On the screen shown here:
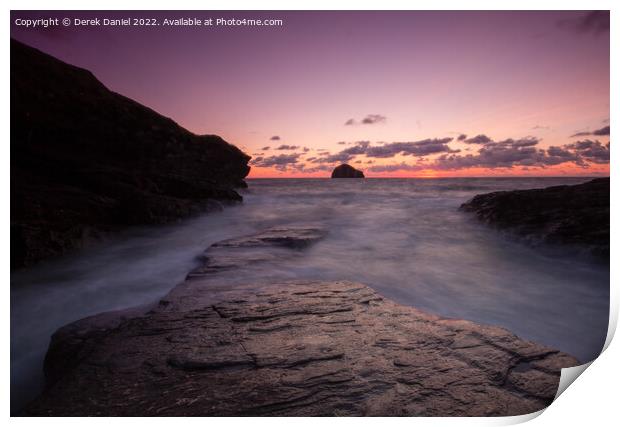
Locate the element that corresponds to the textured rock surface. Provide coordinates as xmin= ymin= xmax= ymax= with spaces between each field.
xmin=460 ymin=178 xmax=609 ymax=260
xmin=11 ymin=39 xmax=251 ymax=269
xmin=24 ymin=228 xmax=578 ymax=416
xmin=188 ymin=227 xmax=327 ymax=277
xmin=331 ymin=164 xmax=365 ymax=178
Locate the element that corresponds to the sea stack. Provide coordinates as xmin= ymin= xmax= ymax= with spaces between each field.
xmin=331 ymin=164 xmax=365 ymax=178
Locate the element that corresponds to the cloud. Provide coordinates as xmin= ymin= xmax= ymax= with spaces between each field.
xmin=593 ymin=126 xmax=610 ymax=136
xmin=250 ymin=153 xmax=302 ymax=171
xmin=345 ymin=114 xmax=387 ymax=126
xmin=276 ymin=144 xmax=300 ymax=150
xmin=431 ymin=138 xmax=554 ymax=169
xmin=261 ymin=146 xmax=270 ymax=151
xmin=570 ymin=126 xmax=610 ymax=137
xmin=270 ymin=136 xmax=281 ymax=141
xmin=293 ymin=133 xmax=610 ymax=174
xmin=463 ymin=134 xmax=492 ymax=144
xmin=571 ymin=131 xmax=590 ymax=137
xmin=295 ymin=164 xmax=333 ymax=173
xmin=532 ymin=125 xmax=550 ymax=130
xmin=576 ymin=11 xmax=610 ymax=35
xmin=311 ymin=151 xmax=355 ymax=164
xmin=339 ymin=138 xmax=456 ymax=159
xmin=423 ymin=136 xmax=608 ymax=170
xmin=566 ymin=139 xmax=610 ymax=163
xmin=559 ymin=11 xmax=609 ymax=36
xmin=361 ymin=114 xmax=387 ymax=125
xmin=497 ymin=137 xmax=540 ymax=147
xmin=368 ymin=162 xmax=425 ymax=173
xmin=457 ymin=134 xmax=467 ymax=141
xmin=337 ymin=141 xmax=347 ymax=145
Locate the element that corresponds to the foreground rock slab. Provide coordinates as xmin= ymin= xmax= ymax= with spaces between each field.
xmin=25 ymin=279 xmax=577 ymax=416
xmin=460 ymin=178 xmax=609 ymax=260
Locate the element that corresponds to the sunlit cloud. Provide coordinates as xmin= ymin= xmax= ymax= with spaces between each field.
xmin=250 ymin=153 xmax=303 ymax=171
xmin=344 ymin=114 xmax=387 ymax=126
xmin=570 ymin=126 xmax=610 ymax=138
xmin=463 ymin=134 xmax=492 ymax=144
xmin=558 ymin=11 xmax=610 ymax=36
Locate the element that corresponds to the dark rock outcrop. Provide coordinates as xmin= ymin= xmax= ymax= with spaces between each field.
xmin=23 ymin=227 xmax=578 ymax=416
xmin=187 ymin=227 xmax=327 ymax=276
xmin=10 ymin=39 xmax=251 ymax=269
xmin=460 ymin=178 xmax=609 ymax=260
xmin=331 ymin=164 xmax=365 ymax=178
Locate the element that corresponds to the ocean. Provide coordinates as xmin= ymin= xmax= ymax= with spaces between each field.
xmin=10 ymin=177 xmax=609 ymax=410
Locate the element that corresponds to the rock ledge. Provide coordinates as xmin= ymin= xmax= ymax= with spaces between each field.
xmin=460 ymin=178 xmax=609 ymax=260
xmin=23 ymin=226 xmax=578 ymax=416
xmin=25 ymin=281 xmax=576 ymax=416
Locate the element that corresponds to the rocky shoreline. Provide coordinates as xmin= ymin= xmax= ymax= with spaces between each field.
xmin=460 ymin=178 xmax=609 ymax=261
xmin=11 ymin=39 xmax=251 ymax=269
xmin=23 ymin=227 xmax=578 ymax=416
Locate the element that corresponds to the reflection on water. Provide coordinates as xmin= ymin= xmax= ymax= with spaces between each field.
xmin=11 ymin=177 xmax=609 ymax=411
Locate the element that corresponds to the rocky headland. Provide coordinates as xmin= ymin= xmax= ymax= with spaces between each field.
xmin=331 ymin=164 xmax=365 ymax=178
xmin=11 ymin=39 xmax=251 ymax=269
xmin=460 ymin=178 xmax=609 ymax=261
xmin=23 ymin=226 xmax=578 ymax=416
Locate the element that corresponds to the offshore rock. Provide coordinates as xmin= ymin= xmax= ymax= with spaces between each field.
xmin=331 ymin=164 xmax=365 ymax=178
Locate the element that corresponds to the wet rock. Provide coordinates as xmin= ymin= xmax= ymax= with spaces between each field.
xmin=212 ymin=227 xmax=326 ymax=250
xmin=23 ymin=228 xmax=578 ymax=416
xmin=460 ymin=178 xmax=609 ymax=260
xmin=187 ymin=227 xmax=327 ymax=277
xmin=331 ymin=164 xmax=365 ymax=178
xmin=11 ymin=39 xmax=251 ymax=269
xmin=25 ymin=285 xmax=576 ymax=416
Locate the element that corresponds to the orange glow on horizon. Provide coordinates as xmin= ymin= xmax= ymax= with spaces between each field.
xmin=247 ymin=164 xmax=610 ymax=179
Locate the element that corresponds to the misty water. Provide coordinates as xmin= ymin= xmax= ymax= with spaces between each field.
xmin=11 ymin=178 xmax=609 ymax=411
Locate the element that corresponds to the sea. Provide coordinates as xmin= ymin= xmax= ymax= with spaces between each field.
xmin=10 ymin=177 xmax=610 ymax=411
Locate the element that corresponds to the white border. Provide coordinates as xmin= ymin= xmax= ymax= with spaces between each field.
xmin=3 ymin=1 xmax=617 ymax=426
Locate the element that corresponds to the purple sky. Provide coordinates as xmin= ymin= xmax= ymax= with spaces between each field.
xmin=11 ymin=11 xmax=610 ymax=177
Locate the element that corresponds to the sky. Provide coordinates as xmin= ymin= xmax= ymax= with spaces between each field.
xmin=11 ymin=11 xmax=610 ymax=177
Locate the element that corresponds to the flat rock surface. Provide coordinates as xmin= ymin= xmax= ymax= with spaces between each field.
xmin=188 ymin=227 xmax=327 ymax=277
xmin=23 ymin=227 xmax=578 ymax=416
xmin=460 ymin=178 xmax=609 ymax=260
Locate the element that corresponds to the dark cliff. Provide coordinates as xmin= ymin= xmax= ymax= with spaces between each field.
xmin=460 ymin=178 xmax=609 ymax=261
xmin=10 ymin=39 xmax=251 ymax=269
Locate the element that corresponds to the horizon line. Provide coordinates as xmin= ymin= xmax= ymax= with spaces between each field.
xmin=246 ymin=175 xmax=610 ymax=179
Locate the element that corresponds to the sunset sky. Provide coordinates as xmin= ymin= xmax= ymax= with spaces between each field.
xmin=11 ymin=11 xmax=610 ymax=177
